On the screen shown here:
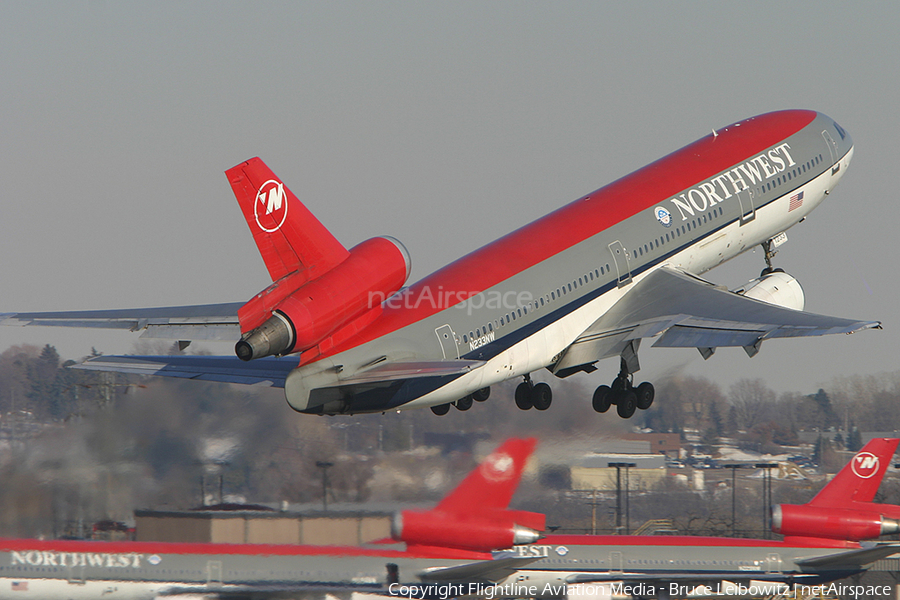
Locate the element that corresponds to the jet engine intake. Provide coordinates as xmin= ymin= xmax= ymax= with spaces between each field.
xmin=734 ymin=269 xmax=805 ymax=311
xmin=771 ymin=504 xmax=900 ymax=541
xmin=236 ymin=236 xmax=411 ymax=361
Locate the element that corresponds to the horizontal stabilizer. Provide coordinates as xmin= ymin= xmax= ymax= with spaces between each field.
xmin=71 ymin=355 xmax=296 ymax=387
xmin=1 ymin=303 xmax=243 ymax=341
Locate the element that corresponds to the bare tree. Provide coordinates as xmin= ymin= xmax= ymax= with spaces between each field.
xmin=729 ymin=378 xmax=775 ymax=431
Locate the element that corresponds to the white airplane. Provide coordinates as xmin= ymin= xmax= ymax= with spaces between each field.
xmin=2 ymin=110 xmax=878 ymax=417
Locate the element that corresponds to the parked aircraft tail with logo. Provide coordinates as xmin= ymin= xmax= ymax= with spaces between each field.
xmin=0 ymin=437 xmax=545 ymax=600
xmin=391 ymin=437 xmax=545 ymax=552
xmin=772 ymin=438 xmax=900 ymax=541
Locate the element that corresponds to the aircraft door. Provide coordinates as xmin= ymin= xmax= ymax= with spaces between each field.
xmin=386 ymin=563 xmax=399 ymax=585
xmin=737 ymin=187 xmax=755 ymax=225
xmin=609 ymin=551 xmax=623 ymax=574
xmin=765 ymin=553 xmax=782 ymax=574
xmin=435 ymin=324 xmax=460 ymax=359
xmin=66 ymin=564 xmax=85 ymax=585
xmin=822 ymin=130 xmax=840 ymax=175
xmin=608 ymin=241 xmax=632 ymax=287
xmin=207 ymin=560 xmax=223 ymax=586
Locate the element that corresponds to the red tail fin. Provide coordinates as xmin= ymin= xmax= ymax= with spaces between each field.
xmin=809 ymin=438 xmax=899 ymax=507
xmin=390 ymin=438 xmax=543 ymax=552
xmin=226 ymin=158 xmax=349 ymax=282
xmin=436 ymin=438 xmax=537 ymax=514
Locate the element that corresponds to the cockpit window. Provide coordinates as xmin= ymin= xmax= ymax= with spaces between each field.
xmin=833 ymin=121 xmax=847 ymax=140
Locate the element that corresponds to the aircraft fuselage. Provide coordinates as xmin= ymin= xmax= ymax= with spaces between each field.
xmin=291 ymin=111 xmax=854 ymax=414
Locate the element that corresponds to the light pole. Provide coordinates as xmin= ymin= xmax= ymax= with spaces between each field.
xmin=316 ymin=461 xmax=334 ymax=511
xmin=608 ymin=462 xmax=636 ymax=534
xmin=723 ymin=463 xmax=744 ymax=536
xmin=756 ymin=462 xmax=777 ymax=538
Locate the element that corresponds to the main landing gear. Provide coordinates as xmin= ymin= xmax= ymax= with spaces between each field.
xmin=591 ymin=342 xmax=654 ymax=418
xmin=591 ymin=375 xmax=654 ymax=418
xmin=514 ymin=374 xmax=553 ymax=411
xmin=430 ymin=387 xmax=491 ymax=415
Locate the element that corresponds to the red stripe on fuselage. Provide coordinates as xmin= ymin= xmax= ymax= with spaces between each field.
xmin=542 ymin=533 xmax=859 ymax=549
xmin=0 ymin=537 xmax=488 ymax=560
xmin=311 ymin=110 xmax=816 ymax=361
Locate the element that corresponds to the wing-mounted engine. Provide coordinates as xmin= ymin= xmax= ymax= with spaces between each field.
xmin=392 ymin=507 xmax=545 ymax=553
xmin=733 ymin=269 xmax=805 ymax=311
xmin=772 ymin=504 xmax=900 ymax=541
xmin=235 ymin=236 xmax=411 ymax=361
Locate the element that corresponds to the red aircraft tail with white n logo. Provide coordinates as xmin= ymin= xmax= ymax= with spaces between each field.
xmin=226 ymin=157 xmax=349 ymax=283
xmin=390 ymin=438 xmax=545 ymax=553
xmin=809 ymin=438 xmax=899 ymax=507
xmin=435 ymin=437 xmax=537 ymax=514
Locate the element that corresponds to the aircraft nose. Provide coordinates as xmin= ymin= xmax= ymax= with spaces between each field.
xmin=844 ymin=144 xmax=854 ymax=169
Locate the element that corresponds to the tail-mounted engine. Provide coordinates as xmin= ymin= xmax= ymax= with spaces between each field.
xmin=391 ymin=508 xmax=545 ymax=553
xmin=771 ymin=504 xmax=900 ymax=541
xmin=235 ymin=236 xmax=411 ymax=361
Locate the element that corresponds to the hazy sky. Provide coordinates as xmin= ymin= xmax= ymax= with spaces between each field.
xmin=1 ymin=2 xmax=897 ymax=398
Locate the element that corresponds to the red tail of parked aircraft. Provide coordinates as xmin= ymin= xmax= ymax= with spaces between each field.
xmin=391 ymin=437 xmax=545 ymax=552
xmin=772 ymin=438 xmax=900 ymax=541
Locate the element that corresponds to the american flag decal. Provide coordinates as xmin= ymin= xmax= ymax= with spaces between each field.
xmin=788 ymin=190 xmax=804 ymax=212
xmin=11 ymin=581 xmax=27 ymax=591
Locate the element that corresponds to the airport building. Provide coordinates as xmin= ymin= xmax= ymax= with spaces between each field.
xmin=134 ymin=505 xmax=393 ymax=546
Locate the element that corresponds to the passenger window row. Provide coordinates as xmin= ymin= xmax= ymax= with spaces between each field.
xmin=758 ymin=154 xmax=823 ymax=195
xmin=461 ymin=262 xmax=618 ymax=344
xmin=633 ymin=206 xmax=725 ymax=261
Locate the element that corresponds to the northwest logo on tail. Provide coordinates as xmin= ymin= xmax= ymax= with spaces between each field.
xmin=480 ymin=451 xmax=515 ymax=482
xmin=254 ymin=179 xmax=288 ymax=232
xmin=851 ymin=451 xmax=880 ymax=479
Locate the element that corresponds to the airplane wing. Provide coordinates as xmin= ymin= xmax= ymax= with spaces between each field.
xmin=418 ymin=556 xmax=542 ymax=582
xmin=554 ymin=267 xmax=880 ymax=372
xmin=157 ymin=557 xmax=541 ymax=599
xmin=71 ymin=355 xmax=298 ymax=387
xmin=795 ymin=544 xmax=900 ymax=570
xmin=564 ymin=572 xmax=797 ymax=584
xmin=0 ymin=302 xmax=244 ymax=341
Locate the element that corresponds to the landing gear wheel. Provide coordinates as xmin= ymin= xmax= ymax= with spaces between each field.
xmin=431 ymin=403 xmax=451 ymax=416
xmin=532 ymin=383 xmax=552 ymax=411
xmin=515 ymin=382 xmax=533 ymax=410
xmin=473 ymin=387 xmax=491 ymax=402
xmin=455 ymin=395 xmax=474 ymax=411
xmin=635 ymin=382 xmax=655 ymax=410
xmin=592 ymin=385 xmax=611 ymax=413
xmin=616 ymin=390 xmax=637 ymax=419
